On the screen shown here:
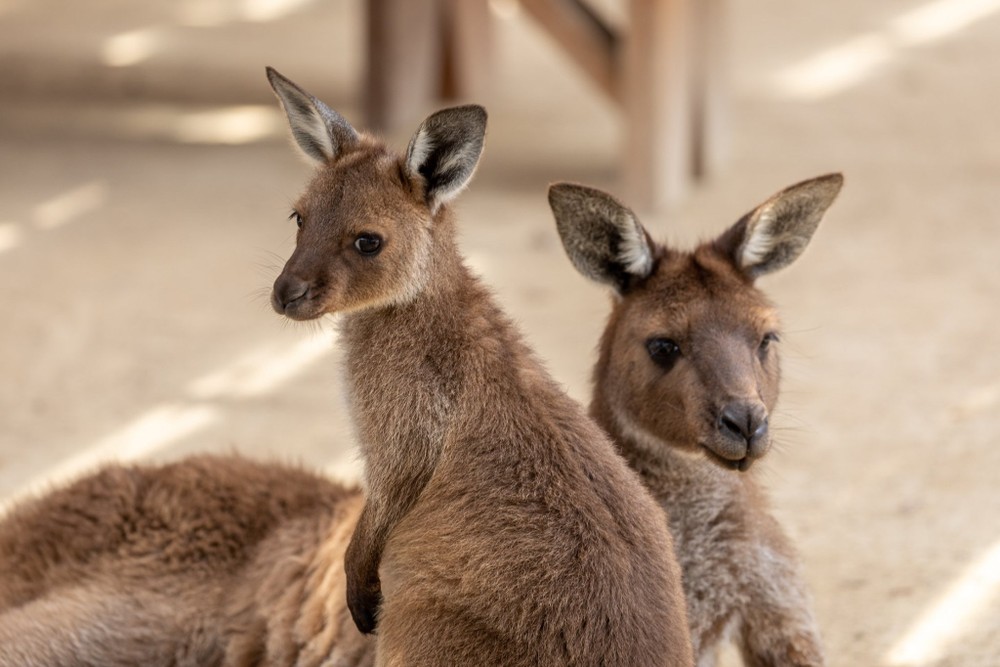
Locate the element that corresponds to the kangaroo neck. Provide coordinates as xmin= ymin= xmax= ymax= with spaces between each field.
xmin=337 ymin=221 xmax=505 ymax=486
xmin=589 ymin=390 xmax=688 ymax=478
xmin=340 ymin=238 xmax=469 ymax=357
xmin=590 ymin=388 xmax=748 ymax=504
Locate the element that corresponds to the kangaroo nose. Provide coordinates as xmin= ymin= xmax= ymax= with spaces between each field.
xmin=718 ymin=403 xmax=768 ymax=447
xmin=272 ymin=274 xmax=310 ymax=313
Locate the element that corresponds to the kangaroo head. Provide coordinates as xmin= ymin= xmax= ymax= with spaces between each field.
xmin=265 ymin=67 xmax=487 ymax=320
xmin=549 ymin=174 xmax=843 ymax=471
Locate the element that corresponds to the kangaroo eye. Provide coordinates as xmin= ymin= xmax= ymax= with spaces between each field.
xmin=354 ymin=233 xmax=383 ymax=255
xmin=289 ymin=211 xmax=303 ymax=229
xmin=646 ymin=337 xmax=681 ymax=371
xmin=759 ymin=332 xmax=779 ymax=355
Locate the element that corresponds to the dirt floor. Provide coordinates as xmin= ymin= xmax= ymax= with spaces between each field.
xmin=1 ymin=1 xmax=999 ymax=665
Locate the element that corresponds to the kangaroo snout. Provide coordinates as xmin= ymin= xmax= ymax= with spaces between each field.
xmin=718 ymin=402 xmax=768 ymax=445
xmin=272 ymin=273 xmax=311 ymax=316
xmin=709 ymin=402 xmax=769 ymax=470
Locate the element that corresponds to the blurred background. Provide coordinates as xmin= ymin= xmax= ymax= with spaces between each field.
xmin=1 ymin=0 xmax=998 ymax=665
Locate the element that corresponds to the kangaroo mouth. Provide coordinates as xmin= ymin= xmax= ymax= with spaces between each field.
xmin=701 ymin=445 xmax=753 ymax=472
xmin=272 ymin=289 xmax=326 ymax=321
xmin=280 ymin=300 xmax=324 ymax=321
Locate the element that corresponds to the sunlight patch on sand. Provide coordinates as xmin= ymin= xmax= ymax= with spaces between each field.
xmin=188 ymin=332 xmax=334 ymax=400
xmin=0 ymin=403 xmax=218 ymax=516
xmin=885 ymin=537 xmax=1000 ymax=665
xmin=101 ymin=27 xmax=167 ymax=68
xmin=0 ymin=331 xmax=337 ymax=516
xmin=33 ymin=181 xmax=108 ymax=230
xmin=951 ymin=380 xmax=1000 ymax=420
xmin=176 ymin=0 xmax=317 ymax=26
xmin=774 ymin=0 xmax=1000 ymax=99
xmin=0 ymin=222 xmax=24 ymax=254
xmin=171 ymin=105 xmax=284 ymax=145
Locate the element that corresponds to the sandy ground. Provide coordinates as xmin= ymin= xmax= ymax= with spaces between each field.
xmin=1 ymin=1 xmax=999 ymax=665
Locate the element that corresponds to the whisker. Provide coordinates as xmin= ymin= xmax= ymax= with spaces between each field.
xmin=780 ymin=325 xmax=824 ymax=335
xmin=246 ymin=286 xmax=273 ymax=305
xmin=251 ymin=250 xmax=286 ymax=277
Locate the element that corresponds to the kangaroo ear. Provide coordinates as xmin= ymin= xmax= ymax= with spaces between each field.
xmin=405 ymin=105 xmax=487 ymax=214
xmin=718 ymin=173 xmax=844 ymax=279
xmin=548 ymin=183 xmax=655 ymax=293
xmin=266 ymin=66 xmax=359 ymax=165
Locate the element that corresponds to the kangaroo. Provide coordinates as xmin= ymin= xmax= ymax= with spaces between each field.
xmin=264 ymin=67 xmax=693 ymax=666
xmin=0 ymin=454 xmax=374 ymax=666
xmin=547 ymin=175 xmax=843 ymax=667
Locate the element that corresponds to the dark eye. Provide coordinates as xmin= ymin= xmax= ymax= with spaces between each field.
xmin=759 ymin=332 xmax=779 ymax=355
xmin=646 ymin=337 xmax=681 ymax=371
xmin=289 ymin=211 xmax=303 ymax=229
xmin=354 ymin=233 xmax=383 ymax=255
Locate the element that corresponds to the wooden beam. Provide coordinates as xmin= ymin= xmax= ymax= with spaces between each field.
xmin=519 ymin=0 xmax=620 ymax=102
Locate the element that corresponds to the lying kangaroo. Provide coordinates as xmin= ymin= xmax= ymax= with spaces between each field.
xmin=548 ymin=175 xmax=843 ymax=666
xmin=265 ymin=67 xmax=692 ymax=666
xmin=0 ymin=454 xmax=373 ymax=666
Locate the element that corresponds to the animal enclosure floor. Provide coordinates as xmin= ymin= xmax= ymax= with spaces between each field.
xmin=1 ymin=1 xmax=999 ymax=666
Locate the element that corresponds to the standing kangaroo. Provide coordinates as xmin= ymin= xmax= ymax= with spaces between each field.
xmin=548 ymin=175 xmax=843 ymax=667
xmin=265 ymin=68 xmax=693 ymax=666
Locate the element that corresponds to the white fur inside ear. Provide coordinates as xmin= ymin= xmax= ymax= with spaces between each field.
xmin=289 ymin=104 xmax=334 ymax=163
xmin=271 ymin=79 xmax=337 ymax=164
xmin=435 ymin=150 xmax=467 ymax=179
xmin=406 ymin=127 xmax=434 ymax=176
xmin=739 ymin=210 xmax=776 ymax=270
xmin=618 ymin=214 xmax=653 ymax=277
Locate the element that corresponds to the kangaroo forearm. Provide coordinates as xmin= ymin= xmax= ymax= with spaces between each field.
xmin=348 ymin=464 xmax=434 ymax=577
xmin=345 ymin=502 xmax=386 ymax=599
xmin=345 ymin=465 xmax=434 ymax=633
xmin=739 ymin=556 xmax=824 ymax=666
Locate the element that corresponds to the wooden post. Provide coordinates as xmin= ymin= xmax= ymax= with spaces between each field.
xmin=367 ymin=0 xmax=728 ymax=210
xmin=440 ymin=0 xmax=493 ymax=102
xmin=365 ymin=0 xmax=440 ymax=131
xmin=690 ymin=0 xmax=728 ymax=179
xmin=622 ymin=0 xmax=694 ymax=212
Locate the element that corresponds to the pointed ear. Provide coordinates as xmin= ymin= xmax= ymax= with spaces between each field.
xmin=266 ymin=66 xmax=359 ymax=165
xmin=405 ymin=105 xmax=487 ymax=214
xmin=718 ymin=173 xmax=844 ymax=278
xmin=548 ymin=183 xmax=655 ymax=293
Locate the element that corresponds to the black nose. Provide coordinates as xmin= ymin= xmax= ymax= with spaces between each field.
xmin=718 ymin=402 xmax=768 ymax=446
xmin=272 ymin=275 xmax=309 ymax=313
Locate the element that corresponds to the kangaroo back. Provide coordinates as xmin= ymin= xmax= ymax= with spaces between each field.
xmin=0 ymin=456 xmax=374 ymax=667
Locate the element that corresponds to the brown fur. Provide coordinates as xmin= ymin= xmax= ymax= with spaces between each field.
xmin=549 ymin=176 xmax=843 ymax=667
xmin=0 ymin=152 xmax=834 ymax=667
xmin=266 ymin=68 xmax=693 ymax=666
xmin=0 ymin=455 xmax=373 ymax=666
xmin=0 ymin=72 xmax=695 ymax=667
